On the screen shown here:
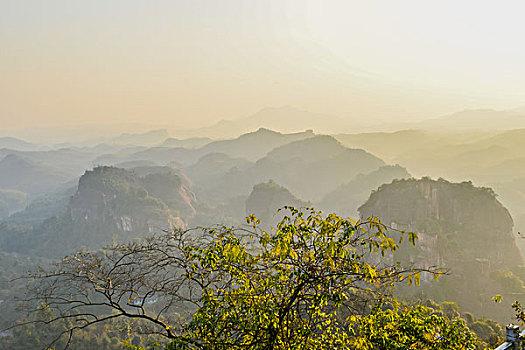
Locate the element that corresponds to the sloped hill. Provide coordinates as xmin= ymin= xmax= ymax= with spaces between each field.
xmin=0 ymin=154 xmax=71 ymax=195
xmin=0 ymin=137 xmax=42 ymax=151
xmin=0 ymin=189 xmax=27 ymax=219
xmin=420 ymin=108 xmax=525 ymax=131
xmin=161 ymin=137 xmax=212 ymax=149
xmin=0 ymin=147 xmax=101 ymax=178
xmin=245 ymin=181 xmax=309 ymax=228
xmin=319 ymin=165 xmax=410 ymax=217
xmin=334 ymin=130 xmax=430 ymax=162
xmin=198 ymin=128 xmax=315 ymax=161
xmin=263 ymin=136 xmax=385 ymax=199
xmin=185 ymin=153 xmax=252 ymax=188
xmin=95 ymin=129 xmax=317 ymax=170
xmin=200 ymin=136 xmax=385 ymax=202
xmin=475 ymin=156 xmax=525 ymax=182
xmin=474 ymin=128 xmax=525 ymax=149
xmin=115 ymin=147 xmax=198 ymax=167
xmin=266 ymin=135 xmax=345 ymax=163
xmin=111 ymin=129 xmax=169 ymax=146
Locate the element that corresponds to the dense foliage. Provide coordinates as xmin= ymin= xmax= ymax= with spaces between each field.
xmin=348 ymin=304 xmax=477 ymax=350
xmin=3 ymin=208 xmax=488 ymax=349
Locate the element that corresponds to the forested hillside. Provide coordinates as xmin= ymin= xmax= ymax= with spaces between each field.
xmin=360 ymin=178 xmax=523 ymax=321
xmin=0 ymin=127 xmax=524 ymax=349
xmin=5 ymin=2 xmax=525 ymax=347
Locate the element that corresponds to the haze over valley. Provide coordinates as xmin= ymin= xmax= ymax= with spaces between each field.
xmin=2 ymin=1 xmax=525 ymax=349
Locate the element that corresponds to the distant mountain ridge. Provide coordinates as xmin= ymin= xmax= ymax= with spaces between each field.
xmin=198 ymin=128 xmax=315 ymax=161
xmin=161 ymin=137 xmax=212 ymax=149
xmin=418 ymin=107 xmax=525 ymax=131
xmin=0 ymin=154 xmax=72 ymax=195
xmin=0 ymin=137 xmax=43 ymax=151
xmin=111 ymin=129 xmax=169 ymax=146
xmin=94 ymin=128 xmax=317 ymax=167
xmin=170 ymin=106 xmax=361 ymax=139
xmin=200 ymin=135 xmax=385 ymax=203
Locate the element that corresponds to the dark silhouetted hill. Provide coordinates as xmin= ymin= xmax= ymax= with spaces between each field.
xmin=245 ymin=181 xmax=309 ymax=228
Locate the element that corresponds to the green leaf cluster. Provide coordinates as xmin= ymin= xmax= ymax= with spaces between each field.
xmin=168 ymin=208 xmax=456 ymax=349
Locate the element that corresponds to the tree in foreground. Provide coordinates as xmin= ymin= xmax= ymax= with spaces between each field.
xmin=15 ymin=207 xmax=478 ymax=349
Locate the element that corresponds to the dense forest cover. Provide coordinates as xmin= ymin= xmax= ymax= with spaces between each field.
xmin=1 ymin=128 xmax=525 ymax=349
xmin=1 ymin=208 xmax=490 ymax=349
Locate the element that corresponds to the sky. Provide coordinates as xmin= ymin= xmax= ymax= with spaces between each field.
xmin=1 ymin=0 xmax=525 ymax=132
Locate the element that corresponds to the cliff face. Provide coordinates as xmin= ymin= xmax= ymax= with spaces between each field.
xmin=359 ymin=178 xmax=522 ymax=269
xmin=0 ymin=166 xmax=197 ymax=258
xmin=69 ymin=166 xmax=196 ymax=234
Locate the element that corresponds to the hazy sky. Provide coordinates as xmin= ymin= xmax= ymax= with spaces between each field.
xmin=2 ymin=0 xmax=525 ymax=131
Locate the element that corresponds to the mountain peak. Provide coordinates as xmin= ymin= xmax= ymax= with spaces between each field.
xmin=253 ymin=127 xmax=281 ymax=135
xmin=171 ymin=106 xmax=354 ymax=139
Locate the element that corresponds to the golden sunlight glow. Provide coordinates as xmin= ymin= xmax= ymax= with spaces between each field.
xmin=1 ymin=0 xmax=524 ymax=131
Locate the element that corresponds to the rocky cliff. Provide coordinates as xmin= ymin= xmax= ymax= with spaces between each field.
xmin=359 ymin=178 xmax=522 ymax=269
xmin=69 ymin=166 xmax=196 ymax=233
xmin=358 ymin=178 xmax=524 ymax=320
xmin=0 ymin=166 xmax=197 ymax=258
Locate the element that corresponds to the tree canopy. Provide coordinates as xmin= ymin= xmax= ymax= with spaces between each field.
xmin=14 ymin=207 xmax=479 ymax=349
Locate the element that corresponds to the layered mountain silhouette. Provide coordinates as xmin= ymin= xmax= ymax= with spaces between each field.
xmin=0 ymin=154 xmax=71 ymax=195
xmin=170 ymin=106 xmax=360 ymax=139
xmin=0 ymin=137 xmax=42 ymax=151
xmin=0 ymin=166 xmax=196 ymax=258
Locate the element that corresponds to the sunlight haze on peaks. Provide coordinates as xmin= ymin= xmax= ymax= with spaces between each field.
xmin=2 ymin=0 xmax=525 ymax=132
